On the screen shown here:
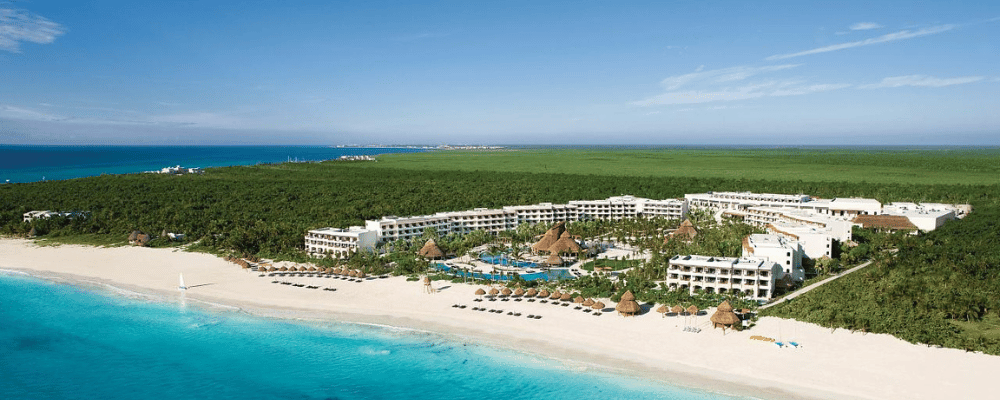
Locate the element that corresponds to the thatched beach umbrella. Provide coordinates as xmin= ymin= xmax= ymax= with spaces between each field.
xmin=671 ymin=305 xmax=683 ymax=315
xmin=514 ymin=288 xmax=525 ymax=297
xmin=279 ymin=267 xmax=288 ymax=272
xmin=591 ymin=301 xmax=606 ymax=311
xmin=325 ymin=267 xmax=334 ymax=274
xmin=574 ymin=296 xmax=585 ymax=303
xmin=710 ymin=300 xmax=741 ymax=332
xmin=501 ymin=287 xmax=512 ymax=297
xmin=549 ymin=291 xmax=562 ymax=300
xmin=267 ymin=267 xmax=276 ymax=272
xmin=525 ymin=288 xmax=538 ymax=297
xmin=357 ymin=271 xmax=367 ymax=279
xmin=687 ymin=305 xmax=699 ymax=315
xmin=615 ymin=290 xmax=641 ymax=316
xmin=537 ymin=289 xmax=550 ymax=298
xmin=489 ymin=288 xmax=500 ymax=297
xmin=559 ymin=293 xmax=572 ymax=302
xmin=582 ymin=298 xmax=595 ymax=307
xmin=475 ymin=288 xmax=486 ymax=299
xmin=656 ymin=305 xmax=669 ymax=315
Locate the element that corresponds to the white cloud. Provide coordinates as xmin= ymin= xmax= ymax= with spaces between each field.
xmin=767 ymin=24 xmax=955 ymax=60
xmin=633 ymin=65 xmax=849 ymax=106
xmin=0 ymin=7 xmax=66 ymax=52
xmin=150 ymin=112 xmax=242 ymax=128
xmin=0 ymin=105 xmax=65 ymax=121
xmin=859 ymin=75 xmax=985 ymax=89
xmin=850 ymin=22 xmax=883 ymax=31
xmin=659 ymin=64 xmax=801 ymax=90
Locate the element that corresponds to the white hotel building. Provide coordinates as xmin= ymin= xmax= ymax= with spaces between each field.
xmin=305 ymin=227 xmax=378 ymax=258
xmin=307 ymin=195 xmax=687 ymax=257
xmin=666 ymin=255 xmax=782 ymax=301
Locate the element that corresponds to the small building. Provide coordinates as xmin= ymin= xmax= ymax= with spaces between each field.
xmin=827 ymin=198 xmax=882 ymax=218
xmin=23 ymin=210 xmax=86 ymax=223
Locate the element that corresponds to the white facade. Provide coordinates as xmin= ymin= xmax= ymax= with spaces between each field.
xmin=882 ymin=202 xmax=958 ymax=232
xmin=666 ymin=255 xmax=781 ymax=301
xmin=305 ymin=226 xmax=377 ymax=258
xmin=23 ymin=210 xmax=85 ymax=223
xmin=828 ymin=198 xmax=882 ymax=218
xmin=766 ymin=222 xmax=834 ymax=260
xmin=365 ymin=214 xmax=453 ymax=242
xmin=742 ymin=234 xmax=804 ymax=282
xmin=447 ymin=208 xmax=517 ymax=234
xmin=503 ymin=202 xmax=578 ymax=225
xmin=685 ymin=191 xmax=812 ymax=211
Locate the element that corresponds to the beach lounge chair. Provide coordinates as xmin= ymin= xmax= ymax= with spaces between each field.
xmin=788 ymin=341 xmax=799 ymax=348
xmin=775 ymin=342 xmax=785 ymax=348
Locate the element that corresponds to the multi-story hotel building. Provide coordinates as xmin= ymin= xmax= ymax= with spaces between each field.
xmin=666 ymin=255 xmax=782 ymax=301
xmin=741 ymin=234 xmax=804 ymax=282
xmin=305 ymin=227 xmax=377 ymax=258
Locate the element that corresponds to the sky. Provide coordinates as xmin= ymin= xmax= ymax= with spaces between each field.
xmin=1 ymin=0 xmax=998 ymax=145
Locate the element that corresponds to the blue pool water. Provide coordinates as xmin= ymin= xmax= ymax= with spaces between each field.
xmin=435 ymin=263 xmax=574 ymax=281
xmin=480 ymin=254 xmax=541 ymax=269
xmin=0 ymin=145 xmax=425 ymax=183
xmin=0 ymin=271 xmax=740 ymax=399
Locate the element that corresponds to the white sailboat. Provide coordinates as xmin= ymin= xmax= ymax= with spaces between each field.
xmin=179 ymin=273 xmax=187 ymax=290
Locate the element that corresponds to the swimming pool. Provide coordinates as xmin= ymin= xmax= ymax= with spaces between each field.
xmin=479 ymin=254 xmax=541 ymax=269
xmin=435 ymin=263 xmax=574 ymax=282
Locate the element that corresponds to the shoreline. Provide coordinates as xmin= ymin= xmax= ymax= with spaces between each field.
xmin=3 ymin=238 xmax=997 ymax=400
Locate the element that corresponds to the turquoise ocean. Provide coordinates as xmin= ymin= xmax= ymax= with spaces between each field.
xmin=0 ymin=272 xmax=742 ymax=399
xmin=0 ymin=145 xmax=426 ymax=183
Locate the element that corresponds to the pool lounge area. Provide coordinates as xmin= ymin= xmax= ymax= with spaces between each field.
xmin=436 ymin=263 xmax=574 ymax=282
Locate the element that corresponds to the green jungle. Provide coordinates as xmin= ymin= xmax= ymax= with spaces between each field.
xmin=1 ymin=147 xmax=999 ymax=353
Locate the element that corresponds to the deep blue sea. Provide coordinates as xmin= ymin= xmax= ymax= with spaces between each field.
xmin=0 ymin=272 xmax=741 ymax=400
xmin=0 ymin=146 xmax=426 ymax=183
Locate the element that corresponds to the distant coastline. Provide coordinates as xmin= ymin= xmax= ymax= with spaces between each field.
xmin=0 ymin=145 xmax=426 ymax=183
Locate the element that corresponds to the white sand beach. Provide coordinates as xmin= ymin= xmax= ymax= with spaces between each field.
xmin=2 ymin=238 xmax=996 ymax=400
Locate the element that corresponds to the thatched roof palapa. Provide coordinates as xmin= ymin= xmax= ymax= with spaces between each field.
xmin=417 ymin=239 xmax=445 ymax=259
xmin=475 ymin=288 xmax=486 ymax=296
xmin=615 ymin=290 xmax=641 ymax=316
xmin=514 ymin=288 xmax=525 ymax=296
xmin=544 ymin=254 xmax=564 ymax=266
xmin=573 ymin=296 xmax=585 ymax=303
xmin=671 ymin=305 xmax=683 ymax=314
xmin=666 ymin=219 xmax=698 ymax=243
xmin=582 ymin=298 xmax=595 ymax=307
xmin=591 ymin=301 xmax=606 ymax=310
xmin=526 ymin=288 xmax=538 ymax=297
xmin=656 ymin=305 xmax=669 ymax=314
xmin=686 ymin=305 xmax=699 ymax=315
xmin=531 ymin=221 xmax=566 ymax=253
xmin=710 ymin=300 xmax=741 ymax=330
xmin=559 ymin=293 xmax=572 ymax=301
xmin=547 ymin=231 xmax=582 ymax=255
xmin=489 ymin=288 xmax=500 ymax=296
xmin=501 ymin=288 xmax=512 ymax=296
xmin=537 ymin=289 xmax=550 ymax=298
xmin=549 ymin=291 xmax=562 ymax=300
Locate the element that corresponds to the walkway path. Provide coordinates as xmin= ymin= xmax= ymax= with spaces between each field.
xmin=760 ymin=260 xmax=874 ymax=310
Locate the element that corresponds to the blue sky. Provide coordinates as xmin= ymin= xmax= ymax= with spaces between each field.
xmin=1 ymin=0 xmax=998 ymax=145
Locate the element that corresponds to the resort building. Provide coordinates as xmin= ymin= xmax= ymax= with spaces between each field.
xmin=364 ymin=214 xmax=454 ymax=243
xmin=827 ymin=198 xmax=882 ymax=218
xmin=447 ymin=208 xmax=517 ymax=234
xmin=23 ymin=210 xmax=86 ymax=223
xmin=766 ymin=222 xmax=835 ymax=260
xmin=741 ymin=234 xmax=804 ymax=282
xmin=305 ymin=227 xmax=377 ymax=258
xmin=880 ymin=202 xmax=958 ymax=232
xmin=685 ymin=192 xmax=812 ymax=211
xmin=666 ymin=255 xmax=782 ymax=301
xmin=568 ymin=195 xmax=688 ymax=220
xmin=504 ymin=202 xmax=578 ymax=225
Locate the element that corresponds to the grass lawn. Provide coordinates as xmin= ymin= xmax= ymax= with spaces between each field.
xmin=580 ymin=258 xmax=642 ymax=271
